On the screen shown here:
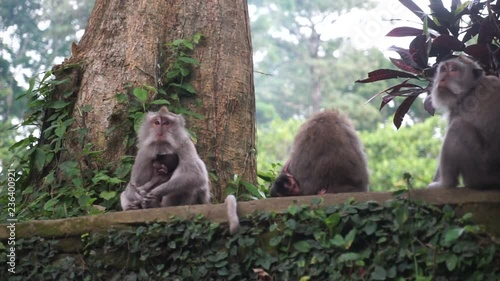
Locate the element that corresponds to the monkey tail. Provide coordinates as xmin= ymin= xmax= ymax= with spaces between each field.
xmin=225 ymin=195 xmax=239 ymax=234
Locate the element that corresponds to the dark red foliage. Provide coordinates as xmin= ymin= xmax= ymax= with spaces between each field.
xmin=357 ymin=0 xmax=500 ymax=128
xmin=355 ymin=69 xmax=418 ymax=83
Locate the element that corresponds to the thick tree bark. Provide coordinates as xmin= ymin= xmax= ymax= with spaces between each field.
xmin=54 ymin=0 xmax=256 ymax=202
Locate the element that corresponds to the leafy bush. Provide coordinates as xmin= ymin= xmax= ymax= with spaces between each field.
xmin=1 ymin=197 xmax=498 ymax=280
xmin=360 ymin=117 xmax=443 ymax=191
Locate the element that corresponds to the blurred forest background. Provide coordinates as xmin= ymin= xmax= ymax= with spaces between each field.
xmin=0 ymin=0 xmax=442 ymax=191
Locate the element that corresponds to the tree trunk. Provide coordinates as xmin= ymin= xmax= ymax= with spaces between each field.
xmin=53 ymin=0 xmax=256 ymax=202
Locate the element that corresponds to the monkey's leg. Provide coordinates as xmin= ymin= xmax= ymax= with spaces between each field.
xmin=429 ymin=120 xmax=480 ymax=188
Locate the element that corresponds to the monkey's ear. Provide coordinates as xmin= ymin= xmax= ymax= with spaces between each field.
xmin=177 ymin=114 xmax=186 ymax=127
xmin=472 ymin=68 xmax=483 ymax=79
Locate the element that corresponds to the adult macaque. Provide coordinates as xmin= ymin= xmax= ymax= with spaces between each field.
xmin=270 ymin=110 xmax=369 ymax=197
xmin=120 ymin=107 xmax=210 ymax=210
xmin=428 ymin=56 xmax=500 ymax=189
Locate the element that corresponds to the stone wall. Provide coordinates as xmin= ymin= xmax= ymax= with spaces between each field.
xmin=1 ymin=188 xmax=499 ymax=240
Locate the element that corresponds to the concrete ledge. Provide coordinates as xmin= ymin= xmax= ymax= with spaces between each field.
xmin=1 ymin=188 xmax=499 ymax=239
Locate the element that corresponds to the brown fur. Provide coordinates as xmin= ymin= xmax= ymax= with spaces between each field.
xmin=271 ymin=110 xmax=369 ymax=196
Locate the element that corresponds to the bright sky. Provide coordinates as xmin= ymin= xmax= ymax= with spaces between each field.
xmin=327 ymin=0 xmax=437 ymax=51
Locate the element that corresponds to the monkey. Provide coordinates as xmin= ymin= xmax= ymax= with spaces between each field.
xmin=225 ymin=195 xmax=239 ymax=234
xmin=120 ymin=106 xmax=210 ymax=211
xmin=270 ymin=110 xmax=369 ymax=197
xmin=136 ymin=154 xmax=179 ymax=196
xmin=428 ymin=55 xmax=500 ymax=189
xmin=120 ymin=154 xmax=178 ymax=210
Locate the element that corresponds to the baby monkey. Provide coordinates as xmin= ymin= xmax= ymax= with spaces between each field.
xmin=429 ymin=55 xmax=500 ymax=189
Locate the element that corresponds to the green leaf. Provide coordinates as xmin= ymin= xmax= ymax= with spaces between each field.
xmin=43 ymin=197 xmax=60 ymax=211
xmin=166 ymin=69 xmax=180 ymax=79
xmin=55 ymin=124 xmax=67 ymax=138
xmin=150 ymin=99 xmax=171 ymax=105
xmin=331 ymin=234 xmax=344 ymax=247
xmin=344 ymin=229 xmax=357 ymax=249
xmin=34 ymin=148 xmax=46 ymax=171
xmin=325 ymin=213 xmax=341 ymax=232
xmin=182 ymin=41 xmax=193 ymax=50
xmin=293 ymin=241 xmax=311 ymax=253
xmin=171 ymin=39 xmax=184 ymax=46
xmin=242 ymin=182 xmax=264 ymax=199
xmin=269 ymin=236 xmax=282 ymax=246
xmin=371 ymin=265 xmax=387 ymax=280
xmin=444 ymin=227 xmax=464 ymax=244
xmin=180 ymin=67 xmax=190 ymax=76
xmin=100 ymin=191 xmax=117 ymax=201
xmin=395 ymin=204 xmax=409 ymax=225
xmin=310 ymin=197 xmax=323 ymax=205
xmin=50 ymin=101 xmax=71 ymax=109
xmin=446 ymin=254 xmax=458 ymax=271
xmin=133 ymin=87 xmax=149 ymax=102
xmin=116 ymin=92 xmax=128 ymax=103
xmin=363 ymin=221 xmax=377 ymax=235
xmin=193 ymin=32 xmax=203 ymax=44
xmin=337 ymin=252 xmax=360 ymax=262
xmin=178 ymin=56 xmax=200 ymax=65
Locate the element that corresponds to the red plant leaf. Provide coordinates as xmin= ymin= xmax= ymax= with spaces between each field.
xmin=393 ymin=94 xmax=419 ymax=129
xmin=386 ymin=27 xmax=423 ymax=37
xmin=462 ymin=22 xmax=481 ymax=43
xmin=388 ymin=46 xmax=420 ymax=69
xmin=465 ymin=44 xmax=491 ymax=67
xmin=380 ymin=95 xmax=396 ymax=110
xmin=356 ymin=69 xmax=418 ymax=83
xmin=409 ymin=35 xmax=430 ymax=68
xmin=478 ymin=16 xmax=498 ymax=44
xmin=390 ymin=58 xmax=420 ymax=74
xmin=432 ymin=35 xmax=465 ymax=51
xmin=398 ymin=0 xmax=448 ymax=34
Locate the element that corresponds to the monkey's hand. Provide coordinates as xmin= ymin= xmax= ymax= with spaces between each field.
xmin=428 ymin=181 xmax=444 ymax=189
xmin=120 ymin=189 xmax=142 ymax=211
xmin=142 ymin=193 xmax=162 ymax=209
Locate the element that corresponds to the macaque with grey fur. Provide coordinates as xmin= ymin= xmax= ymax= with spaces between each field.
xmin=120 ymin=107 xmax=210 ymax=210
xmin=428 ymin=56 xmax=500 ymax=189
xmin=270 ymin=110 xmax=369 ymax=197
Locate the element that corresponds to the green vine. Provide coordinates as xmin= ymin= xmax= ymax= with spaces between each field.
xmin=1 ymin=198 xmax=497 ymax=280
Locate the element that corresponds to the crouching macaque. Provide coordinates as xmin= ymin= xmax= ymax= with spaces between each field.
xmin=121 ymin=154 xmax=178 ymax=210
xmin=120 ymin=107 xmax=211 ymax=210
xmin=271 ymin=110 xmax=369 ymax=197
xmin=428 ymin=56 xmax=500 ymax=189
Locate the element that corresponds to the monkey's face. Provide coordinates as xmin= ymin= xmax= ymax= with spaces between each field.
xmin=432 ymin=57 xmax=482 ymax=110
xmin=149 ymin=115 xmax=175 ymax=143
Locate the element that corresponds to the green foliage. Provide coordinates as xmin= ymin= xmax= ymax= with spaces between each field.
xmin=0 ymin=0 xmax=94 ymax=120
xmin=256 ymin=117 xmax=303 ymax=173
xmin=1 ymin=198 xmax=498 ymax=280
xmin=360 ymin=117 xmax=443 ymax=191
xmin=1 ymin=34 xmax=204 ymax=221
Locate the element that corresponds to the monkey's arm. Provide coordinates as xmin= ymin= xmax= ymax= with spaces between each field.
xmin=144 ymin=162 xmax=207 ymax=198
xmin=137 ymin=175 xmax=170 ymax=195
